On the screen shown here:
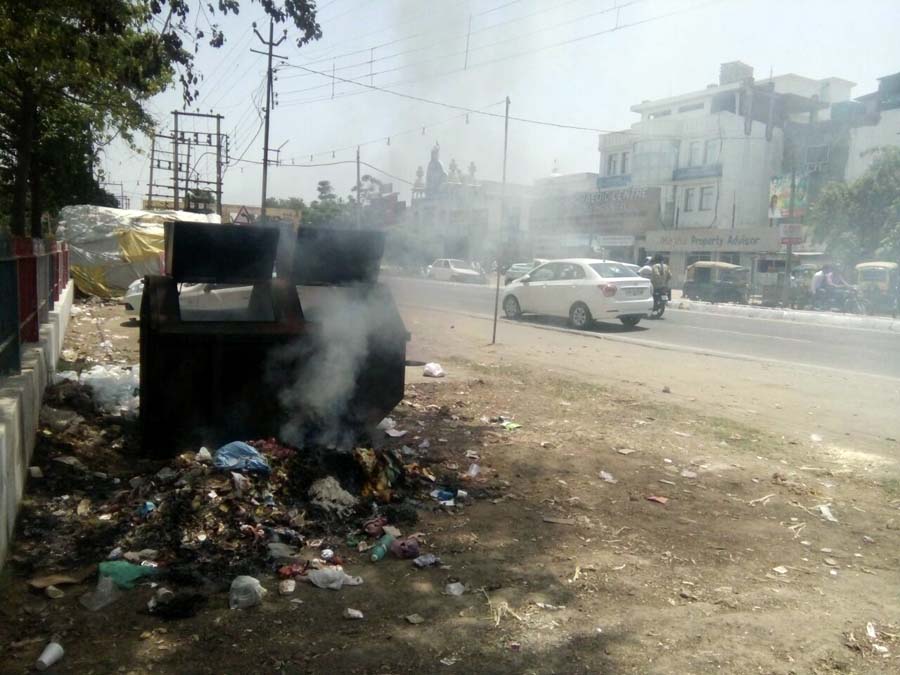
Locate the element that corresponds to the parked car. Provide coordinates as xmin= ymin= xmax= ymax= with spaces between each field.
xmin=501 ymin=259 xmax=652 ymax=328
xmin=123 ymin=279 xmax=256 ymax=316
xmin=426 ymin=258 xmax=486 ymax=283
xmin=504 ymin=258 xmax=548 ymax=285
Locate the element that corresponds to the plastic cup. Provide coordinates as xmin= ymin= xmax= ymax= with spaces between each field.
xmin=36 ymin=642 xmax=64 ymax=671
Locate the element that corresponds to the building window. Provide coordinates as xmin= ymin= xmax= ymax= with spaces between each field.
xmin=683 ymin=187 xmax=696 ymax=212
xmin=704 ymin=139 xmax=719 ymax=165
xmin=699 ymin=185 xmax=715 ymax=211
xmin=607 ymin=153 xmax=619 ymax=176
xmin=620 ymin=151 xmax=630 ymax=175
xmin=649 ymin=109 xmax=671 ymax=119
xmin=688 ymin=141 xmax=703 ymax=167
xmin=678 ymin=102 xmax=705 ymax=113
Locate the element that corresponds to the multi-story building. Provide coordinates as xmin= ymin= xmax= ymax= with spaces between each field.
xmin=597 ymin=62 xmax=852 ymax=282
xmin=845 ymin=71 xmax=900 ymax=181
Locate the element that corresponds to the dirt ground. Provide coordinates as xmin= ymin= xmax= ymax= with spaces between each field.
xmin=2 ymin=300 xmax=900 ymax=674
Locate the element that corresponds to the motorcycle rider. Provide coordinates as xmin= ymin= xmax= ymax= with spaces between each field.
xmin=650 ymin=254 xmax=671 ymax=313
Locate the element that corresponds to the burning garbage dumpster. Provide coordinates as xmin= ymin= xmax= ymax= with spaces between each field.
xmin=140 ymin=222 xmax=408 ymax=456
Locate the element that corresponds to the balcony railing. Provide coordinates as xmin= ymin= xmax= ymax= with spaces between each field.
xmin=597 ymin=174 xmax=632 ymax=189
xmin=672 ymin=164 xmax=722 ymax=181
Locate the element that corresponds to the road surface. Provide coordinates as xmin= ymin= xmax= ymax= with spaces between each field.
xmin=386 ymin=276 xmax=900 ymax=380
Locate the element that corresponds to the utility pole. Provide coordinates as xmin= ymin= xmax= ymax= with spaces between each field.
xmin=253 ymin=19 xmax=287 ymax=222
xmin=173 ymin=112 xmax=180 ymax=209
xmin=356 ymin=146 xmax=362 ymax=228
xmin=464 ymin=15 xmax=472 ymax=70
xmin=184 ymin=139 xmax=192 ymax=209
xmin=147 ymin=135 xmax=156 ymax=208
xmin=491 ymin=96 xmax=511 ymax=345
xmin=215 ymin=114 xmax=223 ymax=216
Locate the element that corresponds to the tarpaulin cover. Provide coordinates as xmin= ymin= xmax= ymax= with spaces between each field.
xmin=57 ymin=205 xmax=220 ymax=298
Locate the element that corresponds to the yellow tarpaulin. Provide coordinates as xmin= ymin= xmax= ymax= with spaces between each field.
xmin=118 ymin=228 xmax=164 ymax=263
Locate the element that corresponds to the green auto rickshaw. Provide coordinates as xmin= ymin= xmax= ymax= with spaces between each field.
xmin=855 ymin=262 xmax=899 ymax=316
xmin=682 ymin=261 xmax=750 ymax=304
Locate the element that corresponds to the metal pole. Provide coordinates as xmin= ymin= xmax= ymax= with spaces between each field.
xmin=173 ymin=112 xmax=179 ymax=209
xmin=464 ymin=15 xmax=472 ymax=70
xmin=782 ymin=167 xmax=797 ymax=307
xmin=491 ymin=95 xmax=510 ymax=345
xmin=356 ymin=146 xmax=362 ymax=228
xmin=260 ymin=19 xmax=275 ymax=221
xmin=215 ymin=114 xmax=223 ymax=216
xmin=184 ymin=140 xmax=192 ymax=210
xmin=147 ymin=135 xmax=155 ymax=209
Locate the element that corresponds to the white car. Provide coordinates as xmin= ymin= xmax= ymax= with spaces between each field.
xmin=426 ymin=259 xmax=486 ymax=284
xmin=123 ymin=279 xmax=255 ymax=316
xmin=501 ymin=259 xmax=652 ymax=328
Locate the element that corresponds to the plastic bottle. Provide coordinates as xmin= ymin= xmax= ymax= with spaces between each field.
xmin=369 ymin=534 xmax=395 ymax=562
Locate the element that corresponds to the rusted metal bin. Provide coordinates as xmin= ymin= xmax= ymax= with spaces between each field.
xmin=140 ymin=221 xmax=408 ymax=456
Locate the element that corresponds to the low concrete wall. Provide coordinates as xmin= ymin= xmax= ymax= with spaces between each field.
xmin=673 ymin=298 xmax=900 ymax=333
xmin=0 ymin=281 xmax=73 ymax=567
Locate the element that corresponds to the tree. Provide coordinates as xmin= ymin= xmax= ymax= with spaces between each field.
xmin=303 ymin=181 xmax=353 ymax=228
xmin=0 ymin=0 xmax=321 ymax=237
xmin=809 ymin=147 xmax=900 ymax=267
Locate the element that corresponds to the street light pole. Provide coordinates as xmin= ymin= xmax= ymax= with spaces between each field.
xmin=491 ymin=96 xmax=511 ymax=345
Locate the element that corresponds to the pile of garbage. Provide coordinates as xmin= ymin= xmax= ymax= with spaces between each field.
xmin=54 ymin=365 xmax=140 ymax=416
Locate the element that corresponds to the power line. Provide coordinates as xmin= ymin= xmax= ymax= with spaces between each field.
xmin=279 ymin=0 xmax=724 ymax=112
xmin=229 ymin=157 xmax=416 ymax=186
xmin=281 ymin=99 xmax=505 ymax=163
xmin=278 ymin=0 xmax=587 ymax=82
xmin=281 ymin=64 xmax=614 ymax=132
xmin=279 ymin=0 xmax=644 ymax=96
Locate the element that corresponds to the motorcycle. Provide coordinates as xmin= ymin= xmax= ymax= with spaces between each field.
xmin=650 ymin=287 xmax=668 ymax=319
xmin=812 ymin=286 xmax=868 ymax=314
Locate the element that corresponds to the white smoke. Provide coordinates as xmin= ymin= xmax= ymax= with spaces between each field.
xmin=271 ymin=285 xmax=401 ymax=449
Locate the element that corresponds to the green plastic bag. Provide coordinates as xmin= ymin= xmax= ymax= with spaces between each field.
xmin=98 ymin=560 xmax=159 ymax=589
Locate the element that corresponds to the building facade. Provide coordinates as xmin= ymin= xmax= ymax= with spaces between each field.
xmin=596 ymin=61 xmax=852 ymax=284
xmin=403 ymin=143 xmax=529 ymax=266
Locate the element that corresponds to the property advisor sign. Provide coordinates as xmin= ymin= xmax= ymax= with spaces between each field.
xmin=645 ymin=227 xmax=782 ymax=253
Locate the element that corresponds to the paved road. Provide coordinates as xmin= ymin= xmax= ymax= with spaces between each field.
xmin=386 ymin=276 xmax=900 ymax=380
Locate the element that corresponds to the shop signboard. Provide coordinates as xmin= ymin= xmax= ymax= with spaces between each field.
xmin=645 ymin=227 xmax=782 ymax=253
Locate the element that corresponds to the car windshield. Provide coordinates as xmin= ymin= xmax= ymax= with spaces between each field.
xmin=448 ymin=259 xmax=471 ymax=269
xmin=590 ymin=262 xmax=639 ymax=278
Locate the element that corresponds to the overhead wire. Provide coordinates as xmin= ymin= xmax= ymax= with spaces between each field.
xmin=279 ymin=0 xmax=724 ymax=111
xmin=278 ymin=0 xmax=645 ymax=98
xmin=278 ymin=0 xmax=588 ymax=81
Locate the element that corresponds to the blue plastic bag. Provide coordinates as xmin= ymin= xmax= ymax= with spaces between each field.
xmin=213 ymin=441 xmax=270 ymax=475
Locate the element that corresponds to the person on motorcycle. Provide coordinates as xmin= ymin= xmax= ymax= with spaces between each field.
xmin=650 ymin=254 xmax=671 ymax=313
xmin=638 ymin=256 xmax=653 ymax=279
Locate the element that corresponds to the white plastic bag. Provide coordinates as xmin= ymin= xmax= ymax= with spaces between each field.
xmin=423 ymin=362 xmax=445 ymax=378
xmin=307 ymin=568 xmax=363 ymax=590
xmin=78 ymin=365 xmax=140 ymax=414
xmin=229 ymin=575 xmax=267 ymax=609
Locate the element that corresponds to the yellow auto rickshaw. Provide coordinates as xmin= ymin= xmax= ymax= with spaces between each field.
xmin=682 ymin=261 xmax=750 ymax=304
xmin=855 ymin=261 xmax=899 ymax=316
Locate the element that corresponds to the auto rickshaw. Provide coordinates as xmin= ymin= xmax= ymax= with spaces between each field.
xmin=855 ymin=261 xmax=899 ymax=316
xmin=682 ymin=261 xmax=750 ymax=304
xmin=789 ymin=263 xmax=820 ymax=309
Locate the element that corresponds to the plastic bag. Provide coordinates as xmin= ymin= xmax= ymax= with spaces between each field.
xmin=98 ymin=560 xmax=159 ymax=589
xmin=229 ymin=575 xmax=267 ymax=609
xmin=423 ymin=362 xmax=445 ymax=378
xmin=79 ymin=575 xmax=121 ymax=611
xmin=78 ymin=365 xmax=140 ymax=414
xmin=213 ymin=442 xmax=270 ymax=475
xmin=307 ymin=568 xmax=363 ymax=590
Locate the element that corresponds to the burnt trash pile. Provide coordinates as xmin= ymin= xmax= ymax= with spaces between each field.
xmin=12 ymin=377 xmax=496 ymax=625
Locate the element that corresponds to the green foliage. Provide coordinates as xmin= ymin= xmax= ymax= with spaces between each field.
xmin=0 ymin=0 xmax=321 ymax=236
xmin=810 ymin=146 xmax=900 ymax=267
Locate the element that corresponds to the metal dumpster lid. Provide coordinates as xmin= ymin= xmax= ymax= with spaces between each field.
xmin=165 ymin=221 xmax=279 ymax=283
xmin=292 ymin=228 xmax=384 ymax=285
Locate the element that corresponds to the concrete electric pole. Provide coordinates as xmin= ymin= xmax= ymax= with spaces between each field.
xmin=253 ymin=19 xmax=287 ymax=222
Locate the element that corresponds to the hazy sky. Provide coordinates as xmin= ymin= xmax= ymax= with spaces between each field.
xmin=104 ymin=0 xmax=900 ymax=209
